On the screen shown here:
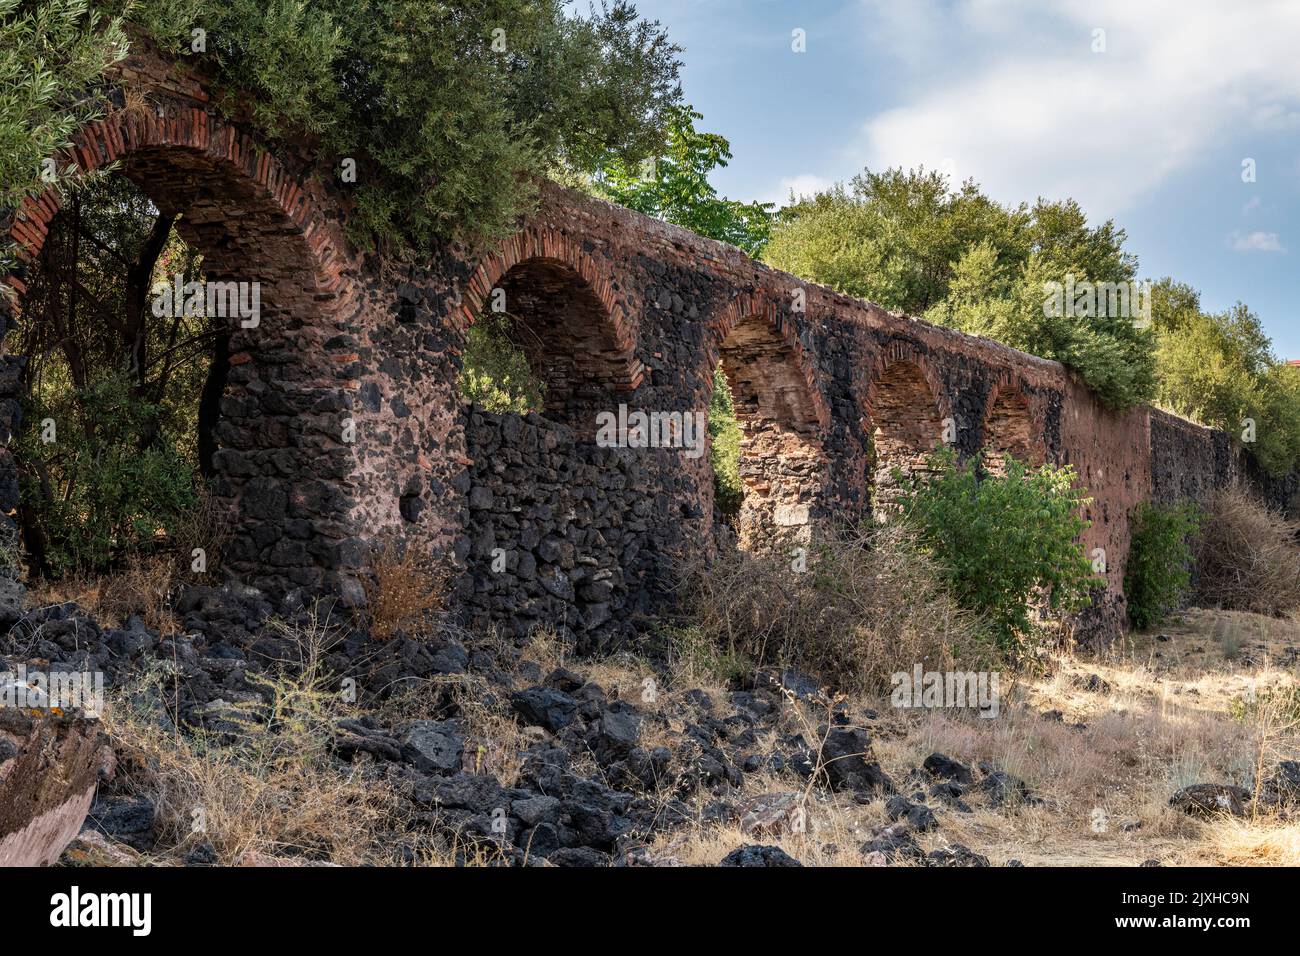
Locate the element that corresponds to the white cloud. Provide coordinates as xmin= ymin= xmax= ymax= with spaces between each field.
xmin=852 ymin=0 xmax=1300 ymax=218
xmin=1230 ymin=230 xmax=1285 ymax=253
xmin=764 ymin=173 xmax=834 ymax=206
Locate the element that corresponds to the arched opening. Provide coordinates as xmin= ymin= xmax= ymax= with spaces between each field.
xmin=716 ymin=313 xmax=826 ymax=552
xmin=460 ymin=257 xmax=635 ymax=429
xmin=4 ymin=129 xmax=356 ymax=597
xmin=868 ymin=359 xmax=945 ymax=513
xmin=981 ymin=385 xmax=1042 ymax=474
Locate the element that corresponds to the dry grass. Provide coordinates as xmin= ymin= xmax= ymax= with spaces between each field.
xmin=31 ymin=554 xmax=181 ymax=635
xmin=364 ymin=543 xmax=446 ymax=640
xmin=376 ymin=672 xmax=534 ymax=788
xmin=101 ymin=605 xmax=409 ymax=866
xmin=679 ymin=523 xmax=994 ymax=694
xmin=1200 ymin=814 xmax=1300 ymax=865
xmin=1194 ymin=487 xmax=1300 ymax=616
xmin=635 ymin=607 xmax=1300 ymax=867
xmin=98 ymin=554 xmax=180 ymax=635
xmin=168 ymin=490 xmax=232 ymax=586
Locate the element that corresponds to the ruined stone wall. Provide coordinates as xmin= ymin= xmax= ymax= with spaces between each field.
xmin=4 ymin=49 xmax=1296 ymax=648
xmin=1149 ymin=408 xmax=1299 ymax=516
xmin=452 ymin=409 xmax=701 ymax=654
xmin=443 ymin=185 xmax=1296 ymax=642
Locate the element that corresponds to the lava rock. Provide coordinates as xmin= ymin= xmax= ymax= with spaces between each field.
xmin=818 ymin=726 xmax=893 ymax=794
xmin=923 ymin=753 xmax=974 ymax=785
xmin=399 ymin=720 xmax=464 ymax=774
xmin=859 ymin=823 xmax=924 ymax=863
xmin=926 ymin=844 xmax=990 ymax=867
xmin=86 ymin=795 xmax=156 ymax=851
xmin=511 ymin=687 xmax=578 ymax=732
xmin=718 ymin=844 xmax=802 ymax=867
xmin=1169 ymin=783 xmax=1252 ymax=817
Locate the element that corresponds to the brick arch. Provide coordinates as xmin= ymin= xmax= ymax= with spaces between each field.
xmin=708 ymin=293 xmax=830 ymax=429
xmin=1 ymin=98 xmax=367 ymax=601
xmin=980 ymin=379 xmax=1045 ymax=473
xmin=709 ymin=293 xmax=830 ymax=552
xmin=459 ymin=227 xmax=644 ymax=402
xmin=4 ymin=110 xmax=353 ymax=306
xmin=866 ymin=344 xmax=949 ymax=511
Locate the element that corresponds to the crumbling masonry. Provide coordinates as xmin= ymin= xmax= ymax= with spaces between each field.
xmin=2 ymin=46 xmax=1295 ymax=653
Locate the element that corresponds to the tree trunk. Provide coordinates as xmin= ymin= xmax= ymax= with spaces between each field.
xmin=197 ymin=332 xmax=230 ymax=479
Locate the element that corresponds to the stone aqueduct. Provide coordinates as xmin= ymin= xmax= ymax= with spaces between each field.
xmin=1 ymin=46 xmax=1293 ymax=651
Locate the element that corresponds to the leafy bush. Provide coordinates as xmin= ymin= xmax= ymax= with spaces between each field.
xmin=99 ymin=0 xmax=684 ymax=251
xmin=458 ymin=312 xmax=544 ymax=414
xmin=595 ymin=105 xmax=773 ymax=256
xmin=1124 ymin=501 xmax=1201 ymax=629
xmin=707 ymin=364 xmax=743 ymax=516
xmin=897 ymin=448 xmax=1096 ymax=648
xmin=0 ymin=0 xmax=130 ymax=280
xmin=16 ymin=372 xmax=198 ymax=575
xmin=763 ymin=167 xmax=1156 ymax=409
xmin=1193 ymin=488 xmax=1300 ymax=616
xmin=679 ymin=523 xmax=991 ymax=695
xmin=1153 ymin=280 xmax=1300 ymax=476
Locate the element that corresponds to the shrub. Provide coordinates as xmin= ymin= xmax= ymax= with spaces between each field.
xmin=99 ymin=0 xmax=685 ymax=251
xmin=16 ymin=372 xmax=199 ymax=575
xmin=897 ymin=448 xmax=1097 ymax=649
xmin=707 ymin=364 xmax=743 ymax=516
xmin=1193 ymin=488 xmax=1300 ymax=615
xmin=678 ymin=523 xmax=992 ymax=695
xmin=763 ymin=167 xmax=1157 ymax=410
xmin=1124 ymin=501 xmax=1201 ymax=629
xmin=458 ymin=312 xmax=544 ymax=414
xmin=364 ymin=543 xmax=445 ymax=640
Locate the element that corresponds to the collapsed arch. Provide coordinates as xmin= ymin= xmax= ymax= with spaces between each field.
xmin=717 ymin=310 xmax=827 ymax=551
xmin=867 ymin=356 xmax=945 ymax=512
xmin=981 ymin=383 xmax=1043 ymax=474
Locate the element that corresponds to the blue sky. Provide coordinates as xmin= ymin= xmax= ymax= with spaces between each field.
xmin=634 ymin=0 xmax=1300 ymax=358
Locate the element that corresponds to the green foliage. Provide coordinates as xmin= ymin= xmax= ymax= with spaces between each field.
xmin=6 ymin=1 xmax=682 ymax=252
xmin=0 ymin=0 xmax=129 ymax=277
xmin=765 ymin=168 xmax=1019 ymax=313
xmin=12 ymin=172 xmax=217 ymax=577
xmin=458 ymin=311 xmax=543 ymax=415
xmin=595 ymin=105 xmax=772 ymax=256
xmin=1152 ymin=279 xmax=1300 ymax=476
xmin=897 ymin=448 xmax=1096 ymax=648
xmin=763 ymin=166 xmax=1157 ymax=409
xmin=1124 ymin=501 xmax=1201 ymax=630
xmin=1229 ymin=683 xmax=1300 ymax=725
xmin=707 ymin=364 xmax=742 ymax=515
xmin=17 ymin=371 xmax=198 ymax=574
xmin=112 ymin=0 xmax=683 ymax=251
